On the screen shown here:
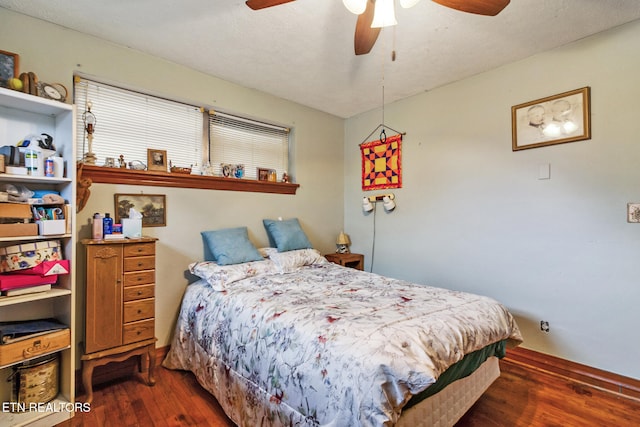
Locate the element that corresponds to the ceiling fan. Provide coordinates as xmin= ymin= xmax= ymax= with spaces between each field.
xmin=245 ymin=0 xmax=510 ymax=55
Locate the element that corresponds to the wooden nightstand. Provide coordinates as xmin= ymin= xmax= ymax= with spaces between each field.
xmin=324 ymin=253 xmax=364 ymax=270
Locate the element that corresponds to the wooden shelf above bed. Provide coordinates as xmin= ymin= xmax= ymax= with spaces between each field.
xmin=80 ymin=164 xmax=300 ymax=195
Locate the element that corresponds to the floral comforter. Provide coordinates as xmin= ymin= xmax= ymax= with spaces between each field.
xmin=163 ymin=249 xmax=522 ymax=427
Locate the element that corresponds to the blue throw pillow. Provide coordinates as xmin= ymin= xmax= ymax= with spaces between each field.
xmin=263 ymin=218 xmax=312 ymax=252
xmin=200 ymin=227 xmax=264 ymax=266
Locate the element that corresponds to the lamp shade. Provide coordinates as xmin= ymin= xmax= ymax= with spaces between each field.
xmin=362 ymin=197 xmax=374 ymax=213
xmin=371 ymin=0 xmax=397 ymax=28
xmin=337 ymin=231 xmax=351 ymax=246
xmin=383 ymin=195 xmax=396 ymax=212
xmin=400 ymin=0 xmax=421 ymax=8
xmin=343 ymin=0 xmax=367 ymax=14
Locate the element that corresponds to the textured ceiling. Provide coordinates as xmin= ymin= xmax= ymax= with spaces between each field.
xmin=2 ymin=0 xmax=640 ymax=118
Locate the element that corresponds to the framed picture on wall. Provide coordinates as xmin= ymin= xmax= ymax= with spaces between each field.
xmin=115 ymin=193 xmax=166 ymax=227
xmin=512 ymin=87 xmax=591 ymax=151
xmin=0 ymin=50 xmax=19 ymax=87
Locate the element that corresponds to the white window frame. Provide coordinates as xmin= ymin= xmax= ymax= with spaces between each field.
xmin=208 ymin=110 xmax=290 ymax=180
xmin=74 ymin=76 xmax=292 ymax=184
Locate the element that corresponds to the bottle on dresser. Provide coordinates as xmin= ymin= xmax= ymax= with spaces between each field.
xmin=92 ymin=213 xmax=103 ymax=240
xmin=103 ymin=213 xmax=113 ymax=236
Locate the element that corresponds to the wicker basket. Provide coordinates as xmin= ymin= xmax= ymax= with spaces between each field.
xmin=170 ymin=166 xmax=191 ymax=174
xmin=9 ymin=354 xmax=59 ymax=410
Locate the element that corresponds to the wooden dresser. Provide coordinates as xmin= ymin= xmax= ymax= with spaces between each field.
xmin=80 ymin=237 xmax=158 ymax=403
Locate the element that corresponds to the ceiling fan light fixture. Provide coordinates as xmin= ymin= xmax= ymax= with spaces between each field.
xmin=343 ymin=0 xmax=368 ymax=15
xmin=400 ymin=0 xmax=421 ymax=8
xmin=371 ymin=0 xmax=398 ymax=28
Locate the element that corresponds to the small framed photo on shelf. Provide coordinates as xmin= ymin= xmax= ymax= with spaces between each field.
xmin=257 ymin=167 xmax=274 ymax=182
xmin=511 ymin=87 xmax=591 ymax=151
xmin=0 ymin=50 xmax=19 ymax=87
xmin=147 ymin=149 xmax=167 ymax=172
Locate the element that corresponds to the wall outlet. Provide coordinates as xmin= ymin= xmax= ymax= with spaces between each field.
xmin=540 ymin=320 xmax=550 ymax=333
xmin=628 ymin=203 xmax=640 ymax=223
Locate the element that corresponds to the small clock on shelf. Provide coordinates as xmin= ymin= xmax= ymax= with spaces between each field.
xmin=38 ymin=82 xmax=67 ymax=103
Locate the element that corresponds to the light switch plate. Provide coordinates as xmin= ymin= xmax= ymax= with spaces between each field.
xmin=628 ymin=203 xmax=640 ymax=223
xmin=538 ymin=163 xmax=550 ymax=180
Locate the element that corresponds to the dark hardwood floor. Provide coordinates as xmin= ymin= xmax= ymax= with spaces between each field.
xmin=58 ymin=359 xmax=640 ymax=427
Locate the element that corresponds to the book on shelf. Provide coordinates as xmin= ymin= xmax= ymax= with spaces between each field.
xmin=1 ymin=284 xmax=52 ymax=297
xmin=0 ymin=317 xmax=67 ymax=344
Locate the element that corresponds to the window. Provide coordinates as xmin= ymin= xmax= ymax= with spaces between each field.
xmin=74 ymin=77 xmax=203 ymax=169
xmin=209 ymin=111 xmax=290 ymax=180
xmin=74 ymin=77 xmax=291 ymax=185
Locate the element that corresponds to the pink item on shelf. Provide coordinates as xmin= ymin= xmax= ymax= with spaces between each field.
xmin=12 ymin=259 xmax=70 ymax=276
xmin=0 ymin=273 xmax=58 ymax=291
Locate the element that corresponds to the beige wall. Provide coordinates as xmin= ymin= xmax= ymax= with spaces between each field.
xmin=344 ymin=20 xmax=640 ymax=379
xmin=1 ymin=10 xmax=345 ymax=349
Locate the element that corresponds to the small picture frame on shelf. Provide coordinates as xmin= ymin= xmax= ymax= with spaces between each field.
xmin=147 ymin=149 xmax=167 ymax=172
xmin=0 ymin=50 xmax=19 ymax=87
xmin=257 ymin=167 xmax=272 ymax=182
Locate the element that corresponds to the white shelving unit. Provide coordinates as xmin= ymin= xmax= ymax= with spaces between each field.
xmin=0 ymin=87 xmax=76 ymax=426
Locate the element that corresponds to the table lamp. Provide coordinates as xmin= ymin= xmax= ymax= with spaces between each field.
xmin=82 ymin=101 xmax=97 ymax=165
xmin=336 ymin=231 xmax=351 ymax=254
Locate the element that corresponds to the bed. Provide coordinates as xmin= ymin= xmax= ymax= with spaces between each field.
xmin=163 ymin=238 xmax=522 ymax=426
xmin=164 ymin=220 xmax=522 ymax=426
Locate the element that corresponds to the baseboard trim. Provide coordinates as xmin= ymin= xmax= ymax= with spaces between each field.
xmin=156 ymin=345 xmax=169 ymax=364
xmin=504 ymin=346 xmax=640 ymax=402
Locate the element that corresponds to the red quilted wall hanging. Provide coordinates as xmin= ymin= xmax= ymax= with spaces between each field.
xmin=361 ymin=133 xmax=402 ymax=191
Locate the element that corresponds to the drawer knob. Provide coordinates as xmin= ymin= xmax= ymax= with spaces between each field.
xmin=137 ymin=309 xmax=142 ymax=314
xmin=138 ymin=262 xmax=143 ymax=267
xmin=138 ymin=290 xmax=143 ymax=295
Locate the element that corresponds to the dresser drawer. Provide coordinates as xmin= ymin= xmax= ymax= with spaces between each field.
xmin=123 ymin=284 xmax=155 ymax=302
xmin=124 ymin=243 xmax=155 ymax=257
xmin=123 ymin=255 xmax=155 ymax=272
xmin=124 ymin=270 xmax=155 ymax=286
xmin=123 ymin=319 xmax=155 ymax=344
xmin=123 ymin=298 xmax=155 ymax=323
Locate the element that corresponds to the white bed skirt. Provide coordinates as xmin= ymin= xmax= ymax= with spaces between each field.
xmin=397 ymin=356 xmax=500 ymax=427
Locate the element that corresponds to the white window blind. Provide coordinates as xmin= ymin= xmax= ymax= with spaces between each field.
xmin=210 ymin=111 xmax=289 ymax=180
xmin=74 ymin=77 xmax=203 ymax=169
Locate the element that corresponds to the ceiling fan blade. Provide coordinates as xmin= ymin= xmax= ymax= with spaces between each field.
xmin=245 ymin=0 xmax=296 ymax=10
xmin=431 ymin=0 xmax=510 ymax=16
xmin=354 ymin=0 xmax=381 ymax=55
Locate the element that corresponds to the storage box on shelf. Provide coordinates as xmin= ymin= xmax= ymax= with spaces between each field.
xmin=36 ymin=219 xmax=66 ymax=235
xmin=0 ymin=329 xmax=70 ymax=366
xmin=0 ymin=87 xmax=76 ymax=426
xmin=0 ymin=240 xmax=62 ymax=271
xmin=0 ymin=202 xmax=36 ymax=238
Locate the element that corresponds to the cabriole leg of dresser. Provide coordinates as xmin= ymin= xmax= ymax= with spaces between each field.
xmin=147 ymin=343 xmax=157 ymax=385
xmin=81 ymin=359 xmax=97 ymax=404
